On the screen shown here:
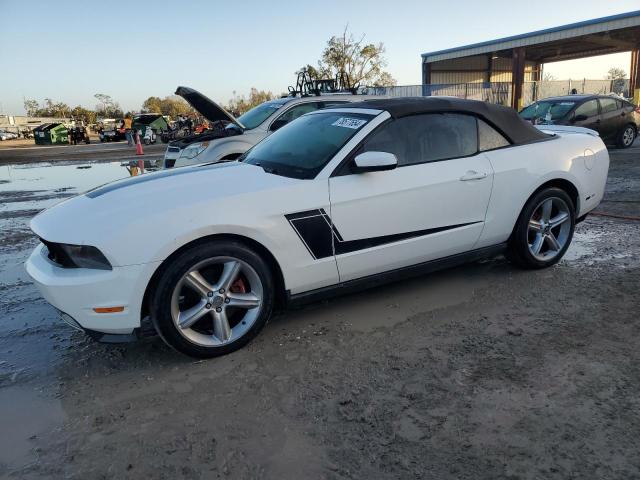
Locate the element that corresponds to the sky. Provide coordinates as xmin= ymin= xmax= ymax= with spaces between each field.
xmin=0 ymin=0 xmax=638 ymax=115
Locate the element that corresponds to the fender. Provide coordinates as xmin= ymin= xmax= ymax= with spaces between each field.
xmin=203 ymin=138 xmax=257 ymax=163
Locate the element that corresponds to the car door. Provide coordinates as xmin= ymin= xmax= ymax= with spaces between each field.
xmin=598 ymin=97 xmax=622 ymax=141
xmin=328 ymin=113 xmax=494 ymax=282
xmin=571 ymin=99 xmax=601 ymax=132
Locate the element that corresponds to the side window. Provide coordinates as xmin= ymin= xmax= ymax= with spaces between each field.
xmin=478 ymin=119 xmax=510 ymax=151
xmin=599 ymin=98 xmax=618 ymax=114
xmin=573 ymin=100 xmax=599 ymax=119
xmin=270 ymin=102 xmax=321 ymax=131
xmin=361 ymin=113 xmax=478 ymax=167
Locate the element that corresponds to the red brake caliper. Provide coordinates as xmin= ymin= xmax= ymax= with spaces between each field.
xmin=230 ymin=277 xmax=246 ymax=294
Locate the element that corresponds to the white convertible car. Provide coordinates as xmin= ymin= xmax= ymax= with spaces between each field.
xmin=26 ymin=98 xmax=609 ymax=358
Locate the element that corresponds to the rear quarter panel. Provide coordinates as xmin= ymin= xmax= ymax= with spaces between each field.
xmin=476 ymin=133 xmax=608 ymax=248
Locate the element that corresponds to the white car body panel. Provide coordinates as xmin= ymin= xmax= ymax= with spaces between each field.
xmin=26 ymin=106 xmax=610 ymax=336
xmin=476 ymin=132 xmax=608 ymax=248
xmin=329 ymin=153 xmax=493 ymax=281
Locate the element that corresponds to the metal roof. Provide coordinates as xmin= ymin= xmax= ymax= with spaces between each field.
xmin=422 ymin=10 xmax=640 ymax=63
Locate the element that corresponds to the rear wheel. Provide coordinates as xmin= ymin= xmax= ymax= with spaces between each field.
xmin=151 ymin=240 xmax=274 ymax=358
xmin=508 ymin=187 xmax=575 ymax=269
xmin=617 ymin=124 xmax=636 ymax=148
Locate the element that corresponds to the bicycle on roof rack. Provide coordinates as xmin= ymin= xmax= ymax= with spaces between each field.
xmin=286 ymin=68 xmax=361 ymax=97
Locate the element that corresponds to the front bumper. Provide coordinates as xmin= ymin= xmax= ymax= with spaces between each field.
xmin=25 ymin=243 xmax=161 ymax=335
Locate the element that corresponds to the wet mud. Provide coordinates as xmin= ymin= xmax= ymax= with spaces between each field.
xmin=0 ymin=143 xmax=638 ymax=479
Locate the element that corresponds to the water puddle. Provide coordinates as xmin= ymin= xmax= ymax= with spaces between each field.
xmin=0 ymin=385 xmax=64 ymax=471
xmin=0 ymin=161 xmax=131 ymax=213
xmin=563 ymin=229 xmax=607 ymax=261
xmin=563 ymin=225 xmax=634 ymax=266
xmin=0 ymin=161 xmax=136 ymax=389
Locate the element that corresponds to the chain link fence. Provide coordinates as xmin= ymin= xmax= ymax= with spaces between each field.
xmin=365 ymin=79 xmax=631 ymax=107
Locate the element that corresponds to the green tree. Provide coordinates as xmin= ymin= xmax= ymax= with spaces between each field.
xmin=36 ymin=98 xmax=71 ymax=117
xmin=142 ymin=96 xmax=163 ymax=113
xmin=94 ymin=93 xmax=123 ymax=118
xmin=295 ymin=64 xmax=322 ymax=79
xmin=23 ymin=98 xmax=39 ymax=116
xmin=141 ymin=96 xmax=193 ymax=118
xmin=225 ymin=88 xmax=274 ymax=115
xmin=70 ymin=106 xmax=97 ymax=124
xmin=307 ymin=26 xmax=396 ymax=88
xmin=372 ymin=71 xmax=397 ymax=87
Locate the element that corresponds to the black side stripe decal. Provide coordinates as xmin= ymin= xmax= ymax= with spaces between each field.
xmin=285 ymin=209 xmax=481 ymax=260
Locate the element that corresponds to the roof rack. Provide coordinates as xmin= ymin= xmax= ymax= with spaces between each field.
xmin=285 ymin=68 xmax=362 ymax=97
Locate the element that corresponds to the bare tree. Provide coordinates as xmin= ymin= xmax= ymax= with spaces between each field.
xmin=607 ymin=68 xmax=627 ymax=80
xmin=300 ymin=26 xmax=396 ymax=88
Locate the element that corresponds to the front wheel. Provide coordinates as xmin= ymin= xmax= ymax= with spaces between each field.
xmin=507 ymin=187 xmax=575 ymax=269
xmin=151 ymin=240 xmax=274 ymax=358
xmin=617 ymin=124 xmax=636 ymax=149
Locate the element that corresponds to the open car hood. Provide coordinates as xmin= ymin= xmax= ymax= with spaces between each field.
xmin=175 ymin=86 xmax=244 ymax=129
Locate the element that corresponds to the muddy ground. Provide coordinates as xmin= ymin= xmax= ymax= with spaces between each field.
xmin=0 ymin=141 xmax=638 ymax=479
xmin=0 ymin=139 xmax=166 ymax=165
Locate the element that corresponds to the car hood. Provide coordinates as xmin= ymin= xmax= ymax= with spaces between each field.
xmin=30 ymin=162 xmax=298 ymax=265
xmin=175 ymin=86 xmax=244 ymax=129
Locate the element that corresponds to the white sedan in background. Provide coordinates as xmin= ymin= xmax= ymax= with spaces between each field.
xmin=0 ymin=129 xmax=19 ymax=140
xmin=26 ymin=97 xmax=609 ymax=358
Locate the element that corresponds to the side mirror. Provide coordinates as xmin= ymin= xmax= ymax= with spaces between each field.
xmin=270 ymin=119 xmax=287 ymax=132
xmin=573 ymin=114 xmax=588 ymax=122
xmin=352 ymin=151 xmax=398 ymax=173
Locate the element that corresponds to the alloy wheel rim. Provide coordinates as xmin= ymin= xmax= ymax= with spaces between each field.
xmin=170 ymin=257 xmax=263 ymax=347
xmin=527 ymin=197 xmax=572 ymax=261
xmin=623 ymin=127 xmax=634 ymax=146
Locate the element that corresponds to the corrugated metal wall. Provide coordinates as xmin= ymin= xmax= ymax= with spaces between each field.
xmin=366 ymin=79 xmax=629 ymax=107
xmin=429 ymin=55 xmax=538 ymax=84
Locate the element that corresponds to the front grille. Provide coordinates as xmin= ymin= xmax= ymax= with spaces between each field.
xmin=164 ymin=159 xmax=176 ymax=168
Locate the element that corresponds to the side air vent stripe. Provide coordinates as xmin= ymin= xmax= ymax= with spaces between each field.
xmin=285 ymin=209 xmax=481 ymax=260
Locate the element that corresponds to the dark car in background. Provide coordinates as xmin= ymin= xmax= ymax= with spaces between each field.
xmin=520 ymin=95 xmax=639 ymax=148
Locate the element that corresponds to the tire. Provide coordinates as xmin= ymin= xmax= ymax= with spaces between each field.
xmin=617 ymin=124 xmax=636 ymax=149
xmin=507 ymin=187 xmax=575 ymax=269
xmin=150 ymin=240 xmax=274 ymax=358
xmin=144 ymin=138 xmax=151 ymax=145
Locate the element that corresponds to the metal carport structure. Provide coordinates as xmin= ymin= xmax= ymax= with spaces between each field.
xmin=421 ymin=10 xmax=640 ymax=110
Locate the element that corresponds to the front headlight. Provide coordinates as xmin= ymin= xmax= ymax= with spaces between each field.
xmin=180 ymin=141 xmax=209 ymax=160
xmin=42 ymin=240 xmax=112 ymax=270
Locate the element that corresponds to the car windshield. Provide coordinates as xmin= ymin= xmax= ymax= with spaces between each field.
xmin=241 ymin=111 xmax=374 ymax=179
xmin=234 ymin=99 xmax=289 ymax=130
xmin=520 ymin=100 xmax=576 ymax=123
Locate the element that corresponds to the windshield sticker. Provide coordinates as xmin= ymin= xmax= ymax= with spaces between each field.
xmin=559 ymin=102 xmax=574 ymax=106
xmin=332 ymin=117 xmax=367 ymax=129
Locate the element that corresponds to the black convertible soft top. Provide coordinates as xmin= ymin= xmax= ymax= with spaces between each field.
xmin=340 ymin=97 xmax=549 ymax=145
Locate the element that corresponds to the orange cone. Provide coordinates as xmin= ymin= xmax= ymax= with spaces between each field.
xmin=135 ymin=131 xmax=144 ymax=156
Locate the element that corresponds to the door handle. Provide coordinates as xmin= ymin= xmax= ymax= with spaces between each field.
xmin=459 ymin=171 xmax=488 ymax=181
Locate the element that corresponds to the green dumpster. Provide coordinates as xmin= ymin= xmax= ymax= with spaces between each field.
xmin=33 ymin=123 xmax=68 ymax=145
xmin=132 ymin=114 xmax=169 ymax=135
